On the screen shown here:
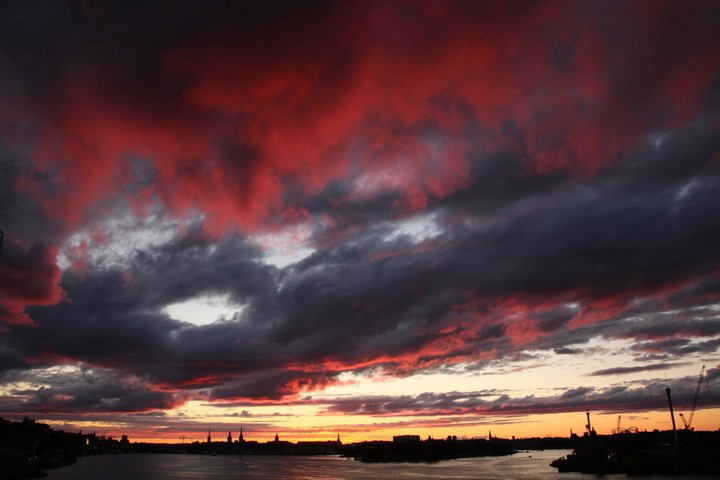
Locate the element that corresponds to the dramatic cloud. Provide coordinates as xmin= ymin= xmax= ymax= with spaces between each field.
xmin=0 ymin=157 xmax=65 ymax=325
xmin=0 ymin=366 xmax=180 ymax=414
xmin=0 ymin=0 xmax=718 ymax=438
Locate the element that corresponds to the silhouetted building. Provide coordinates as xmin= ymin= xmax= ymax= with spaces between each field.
xmin=393 ymin=435 xmax=421 ymax=443
xmin=207 ymin=429 xmax=211 ymax=444
xmin=227 ymin=432 xmax=232 ymax=444
xmin=295 ymin=438 xmax=342 ymax=455
xmin=274 ymin=433 xmax=279 ymax=442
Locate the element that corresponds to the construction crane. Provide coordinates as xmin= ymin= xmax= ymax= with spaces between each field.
xmin=679 ymin=413 xmax=689 ymax=429
xmin=665 ymin=379 xmax=679 ymax=444
xmin=682 ymin=365 xmax=706 ymax=430
xmin=585 ymin=411 xmax=592 ymax=435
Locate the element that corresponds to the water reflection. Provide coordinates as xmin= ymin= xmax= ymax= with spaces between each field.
xmin=45 ymin=450 xmax=704 ymax=480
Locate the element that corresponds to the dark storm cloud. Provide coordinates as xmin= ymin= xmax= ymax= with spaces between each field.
xmin=529 ymin=312 xmax=720 ymax=360
xmin=209 ymin=369 xmax=337 ymax=402
xmin=4 ymin=231 xmax=274 ymax=367
xmin=275 ymin=120 xmax=720 ymax=364
xmin=611 ymin=317 xmax=720 ymax=341
xmin=0 ymin=227 xmax=368 ymax=405
xmin=0 ymin=239 xmax=64 ymax=325
xmin=456 ymin=124 xmax=719 ymax=298
xmin=9 ymin=120 xmax=720 ymax=405
xmin=0 ymin=154 xmax=67 ymax=325
xmin=0 ymin=230 xmax=326 ymax=409
xmin=0 ymin=154 xmax=64 ymax=244
xmin=3 ymin=120 xmax=719 ymax=411
xmin=293 ymin=118 xmax=720 ymax=319
xmin=0 ymin=367 xmax=178 ymax=414
xmin=0 ymin=347 xmax=26 ymax=371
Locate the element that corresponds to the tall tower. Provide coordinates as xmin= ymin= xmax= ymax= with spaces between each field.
xmin=274 ymin=433 xmax=279 ymax=442
xmin=227 ymin=431 xmax=232 ymax=444
xmin=207 ymin=429 xmax=211 ymax=444
xmin=239 ymin=425 xmax=244 ymax=442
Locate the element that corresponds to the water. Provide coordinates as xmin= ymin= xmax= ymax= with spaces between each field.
xmin=43 ymin=450 xmax=714 ymax=479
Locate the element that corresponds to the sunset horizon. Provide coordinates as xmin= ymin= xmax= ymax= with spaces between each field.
xmin=1 ymin=0 xmax=718 ymax=450
xmin=7 ymin=404 xmax=720 ymax=445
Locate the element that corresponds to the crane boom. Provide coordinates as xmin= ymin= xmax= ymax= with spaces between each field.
xmin=686 ymin=365 xmax=705 ymax=429
xmin=679 ymin=413 xmax=689 ymax=429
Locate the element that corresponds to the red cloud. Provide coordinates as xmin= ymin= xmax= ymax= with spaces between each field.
xmin=0 ymin=241 xmax=64 ymax=325
xmin=16 ymin=1 xmax=715 ymax=236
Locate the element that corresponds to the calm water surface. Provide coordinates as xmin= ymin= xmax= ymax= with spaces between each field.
xmin=44 ymin=450 xmax=716 ymax=480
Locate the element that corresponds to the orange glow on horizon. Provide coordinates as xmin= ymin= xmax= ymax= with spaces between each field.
xmin=39 ymin=407 xmax=720 ymax=445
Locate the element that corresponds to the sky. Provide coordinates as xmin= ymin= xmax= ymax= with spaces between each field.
xmin=0 ymin=0 xmax=719 ymax=444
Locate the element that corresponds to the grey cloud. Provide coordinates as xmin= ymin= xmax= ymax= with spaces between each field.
xmin=0 ymin=368 xmax=179 ymax=414
xmin=589 ymin=363 xmax=689 ymax=377
xmin=554 ymin=347 xmax=583 ymax=355
xmin=321 ymin=368 xmax=720 ymax=417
